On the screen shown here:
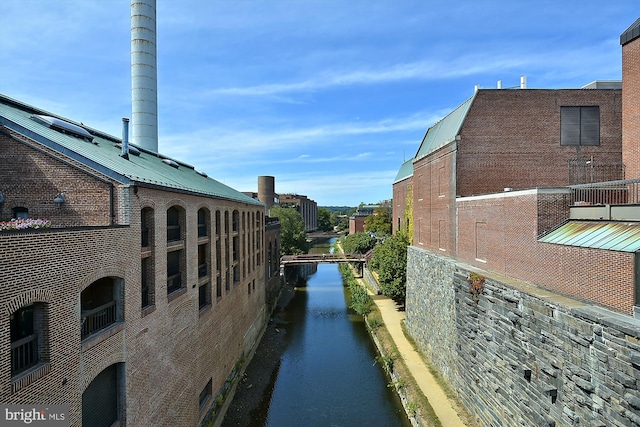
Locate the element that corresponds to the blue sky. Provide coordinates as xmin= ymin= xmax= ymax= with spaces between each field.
xmin=0 ymin=1 xmax=637 ymax=206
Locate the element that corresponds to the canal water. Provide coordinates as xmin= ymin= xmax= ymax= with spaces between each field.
xmin=225 ymin=238 xmax=411 ymax=426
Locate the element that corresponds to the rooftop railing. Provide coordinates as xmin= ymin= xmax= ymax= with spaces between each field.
xmin=570 ymin=178 xmax=640 ymax=206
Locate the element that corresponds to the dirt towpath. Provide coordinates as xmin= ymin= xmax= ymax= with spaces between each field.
xmin=367 ymin=288 xmax=468 ymax=427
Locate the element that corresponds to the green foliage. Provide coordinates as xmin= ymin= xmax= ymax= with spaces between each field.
xmin=335 ymin=215 xmax=350 ymax=232
xmin=369 ymin=232 xmax=410 ymax=302
xmin=342 ymin=232 xmax=376 ymax=255
xmin=270 ymin=205 xmax=308 ymax=255
xmin=388 ymin=378 xmax=405 ymax=390
xmin=364 ymin=203 xmax=392 ymax=236
xmin=339 ymin=264 xmax=373 ymax=316
xmin=374 ymin=353 xmax=395 ymax=371
xmin=403 ymin=184 xmax=413 ymax=243
xmin=366 ymin=315 xmax=383 ymax=330
xmin=407 ymin=401 xmax=420 ymax=417
xmin=317 ymin=207 xmax=333 ymax=232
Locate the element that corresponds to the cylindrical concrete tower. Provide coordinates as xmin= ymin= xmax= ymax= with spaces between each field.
xmin=258 ymin=176 xmax=276 ymax=211
xmin=131 ymin=0 xmax=158 ymax=153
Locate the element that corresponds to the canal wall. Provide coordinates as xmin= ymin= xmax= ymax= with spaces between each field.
xmin=406 ymin=246 xmax=640 ymax=427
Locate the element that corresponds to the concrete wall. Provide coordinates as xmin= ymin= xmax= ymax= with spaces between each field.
xmin=406 ymin=246 xmax=640 ymax=427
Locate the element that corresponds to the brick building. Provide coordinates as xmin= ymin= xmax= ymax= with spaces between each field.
xmin=348 ymin=205 xmax=378 ymax=234
xmin=398 ymin=19 xmax=640 ymax=427
xmin=278 ymin=193 xmax=318 ymax=232
xmin=0 ymin=94 xmax=268 ymax=426
xmin=395 ymin=39 xmax=640 ymax=315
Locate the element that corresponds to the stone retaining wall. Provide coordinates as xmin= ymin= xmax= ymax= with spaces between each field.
xmin=406 ymin=246 xmax=640 ymax=427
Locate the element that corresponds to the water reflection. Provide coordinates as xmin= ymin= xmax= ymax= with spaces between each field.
xmin=261 ymin=239 xmax=410 ymax=427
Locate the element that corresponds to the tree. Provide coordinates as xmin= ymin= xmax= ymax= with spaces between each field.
xmin=342 ymin=232 xmax=376 ymax=255
xmin=364 ymin=202 xmax=392 ymax=236
xmin=270 ymin=206 xmax=308 ymax=255
xmin=317 ymin=207 xmax=332 ymax=232
xmin=369 ymin=232 xmax=410 ymax=302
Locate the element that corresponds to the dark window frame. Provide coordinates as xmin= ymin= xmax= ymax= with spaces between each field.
xmin=561 ymin=106 xmax=600 ymax=146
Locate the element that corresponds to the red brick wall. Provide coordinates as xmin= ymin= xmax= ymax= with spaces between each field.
xmin=392 ymin=176 xmax=411 ymax=234
xmin=457 ymin=90 xmax=622 ymax=197
xmin=0 ymin=132 xmax=113 ymax=226
xmin=622 ymin=36 xmax=640 ymax=179
xmin=413 ymin=144 xmax=456 ymax=254
xmin=456 ymin=190 xmax=635 ymax=314
xmin=349 ymin=215 xmax=366 ymax=234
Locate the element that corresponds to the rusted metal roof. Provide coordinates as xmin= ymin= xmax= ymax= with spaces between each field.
xmin=538 ymin=220 xmax=640 ymax=252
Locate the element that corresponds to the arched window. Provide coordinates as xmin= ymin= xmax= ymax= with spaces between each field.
xmin=10 ymin=303 xmax=49 ymax=377
xmin=167 ymin=206 xmax=183 ymax=242
xmin=141 ymin=207 xmax=154 ymax=248
xmin=82 ymin=363 xmax=125 ymax=427
xmin=81 ymin=277 xmax=123 ymax=340
xmin=197 ymin=208 xmax=209 ymax=238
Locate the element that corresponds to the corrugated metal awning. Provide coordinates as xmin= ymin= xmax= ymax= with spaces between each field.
xmin=538 ymin=221 xmax=640 ymax=252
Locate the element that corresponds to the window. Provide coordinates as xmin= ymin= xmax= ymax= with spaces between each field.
xmin=141 ymin=257 xmax=154 ymax=309
xmin=199 ymin=379 xmax=212 ymax=411
xmin=82 ymin=363 xmax=125 ymax=427
xmin=232 ymin=210 xmax=239 ymax=232
xmin=199 ymin=281 xmax=211 ymax=310
xmin=167 ymin=251 xmax=183 ymax=294
xmin=81 ymin=278 xmax=122 ymax=340
xmin=11 ymin=304 xmax=48 ymax=377
xmin=12 ymin=207 xmax=28 ymax=219
xmin=197 ymin=208 xmax=208 ymax=238
xmin=167 ymin=206 xmax=182 ymax=242
xmin=561 ymin=106 xmax=600 ymax=146
xmin=141 ymin=207 xmax=154 ymax=248
xmin=215 ymin=210 xmax=221 ymax=237
xmin=198 ymin=244 xmax=209 ymax=279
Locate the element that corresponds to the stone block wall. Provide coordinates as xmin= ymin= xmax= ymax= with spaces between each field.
xmin=406 ymin=246 xmax=640 ymax=427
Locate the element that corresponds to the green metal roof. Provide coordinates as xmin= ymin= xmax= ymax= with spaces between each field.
xmin=414 ymin=95 xmax=474 ymax=161
xmin=393 ymin=158 xmax=414 ymax=184
xmin=0 ymin=94 xmax=262 ymax=206
xmin=538 ymin=220 xmax=640 ymax=252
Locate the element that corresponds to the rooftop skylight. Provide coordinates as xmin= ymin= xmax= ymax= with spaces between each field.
xmin=32 ymin=115 xmax=94 ymax=142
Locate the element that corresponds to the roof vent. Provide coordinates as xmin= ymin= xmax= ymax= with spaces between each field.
xmin=162 ymin=158 xmax=180 ymax=168
xmin=195 ymin=169 xmax=208 ymax=178
xmin=32 ymin=115 xmax=94 ymax=142
xmin=115 ymin=143 xmax=141 ymax=156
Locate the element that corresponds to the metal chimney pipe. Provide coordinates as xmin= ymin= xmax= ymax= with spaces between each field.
xmin=121 ymin=118 xmax=130 ymax=159
xmin=497 ymin=80 xmax=502 ymax=89
xmin=131 ymin=0 xmax=158 ymax=153
xmin=520 ymin=76 xmax=527 ymax=89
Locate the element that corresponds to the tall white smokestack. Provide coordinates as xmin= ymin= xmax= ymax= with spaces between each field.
xmin=131 ymin=0 xmax=158 ymax=153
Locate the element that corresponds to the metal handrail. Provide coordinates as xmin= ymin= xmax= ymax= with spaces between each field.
xmin=81 ymin=300 xmax=116 ymax=339
xmin=11 ymin=334 xmax=38 ymax=375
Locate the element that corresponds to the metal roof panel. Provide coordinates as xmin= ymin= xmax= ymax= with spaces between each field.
xmin=538 ymin=220 xmax=640 ymax=252
xmin=0 ymin=94 xmax=262 ymax=206
xmin=414 ymin=95 xmax=474 ymax=161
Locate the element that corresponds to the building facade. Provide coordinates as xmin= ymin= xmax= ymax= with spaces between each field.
xmin=395 ymin=18 xmax=640 ymax=427
xmin=278 ymin=193 xmax=318 ymax=232
xmin=0 ymin=95 xmax=268 ymax=426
